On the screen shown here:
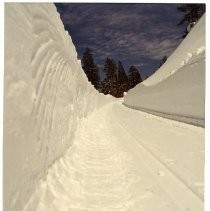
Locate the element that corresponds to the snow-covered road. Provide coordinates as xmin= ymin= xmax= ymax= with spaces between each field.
xmin=24 ymin=102 xmax=204 ymax=211
xmin=4 ymin=4 xmax=205 ymax=211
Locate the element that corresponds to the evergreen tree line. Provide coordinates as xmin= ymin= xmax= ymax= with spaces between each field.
xmin=82 ymin=48 xmax=142 ymax=98
xmin=177 ymin=4 xmax=205 ymax=38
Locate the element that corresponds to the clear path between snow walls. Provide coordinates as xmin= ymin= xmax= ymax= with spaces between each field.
xmin=4 ymin=3 xmax=113 ymax=211
xmin=124 ymin=15 xmax=205 ymax=127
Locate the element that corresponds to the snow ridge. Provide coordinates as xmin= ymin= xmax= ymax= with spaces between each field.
xmin=4 ymin=3 xmax=112 ymax=211
xmin=124 ymin=15 xmax=205 ymax=126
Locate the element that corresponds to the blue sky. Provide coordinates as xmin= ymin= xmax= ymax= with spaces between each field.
xmin=55 ymin=3 xmax=186 ymax=80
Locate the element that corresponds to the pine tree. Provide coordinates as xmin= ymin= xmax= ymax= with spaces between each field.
xmin=81 ymin=48 xmax=100 ymax=89
xmin=177 ymin=4 xmax=205 ymax=37
xmin=128 ymin=66 xmax=142 ymax=89
xmin=102 ymin=58 xmax=118 ymax=97
xmin=117 ymin=61 xmax=129 ymax=97
xmin=96 ymin=80 xmax=103 ymax=93
xmin=101 ymin=78 xmax=110 ymax=95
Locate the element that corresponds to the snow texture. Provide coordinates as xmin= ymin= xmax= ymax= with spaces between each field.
xmin=4 ymin=3 xmax=204 ymax=211
xmin=23 ymin=102 xmax=204 ymax=211
xmin=4 ymin=3 xmax=113 ymax=211
xmin=124 ymin=15 xmax=205 ymax=127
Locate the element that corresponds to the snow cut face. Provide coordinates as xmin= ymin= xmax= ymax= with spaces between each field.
xmin=124 ymin=14 xmax=205 ymax=126
xmin=4 ymin=3 xmax=112 ymax=211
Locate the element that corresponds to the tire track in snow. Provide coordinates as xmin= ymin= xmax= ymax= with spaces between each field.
xmin=123 ymin=103 xmax=205 ymax=128
xmin=23 ymin=103 xmax=203 ymax=211
xmin=23 ymin=106 xmax=138 ymax=211
xmin=111 ymin=103 xmax=203 ymax=205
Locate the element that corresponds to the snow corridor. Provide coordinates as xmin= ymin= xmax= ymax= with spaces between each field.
xmin=4 ymin=3 xmax=205 ymax=211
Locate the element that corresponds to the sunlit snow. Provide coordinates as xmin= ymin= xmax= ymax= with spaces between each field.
xmin=4 ymin=3 xmax=204 ymax=211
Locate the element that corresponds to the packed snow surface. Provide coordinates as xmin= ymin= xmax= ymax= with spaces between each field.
xmin=4 ymin=3 xmax=204 ymax=211
xmin=124 ymin=15 xmax=205 ymax=127
xmin=23 ymin=102 xmax=204 ymax=211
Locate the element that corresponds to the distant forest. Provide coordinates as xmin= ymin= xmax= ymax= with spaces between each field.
xmin=82 ymin=48 xmax=145 ymax=98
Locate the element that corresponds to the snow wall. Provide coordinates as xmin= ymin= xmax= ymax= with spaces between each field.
xmin=4 ymin=3 xmax=113 ymax=211
xmin=124 ymin=15 xmax=205 ymax=127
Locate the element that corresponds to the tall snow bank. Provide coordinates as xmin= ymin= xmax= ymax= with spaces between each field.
xmin=124 ymin=15 xmax=205 ymax=127
xmin=4 ymin=3 xmax=113 ymax=211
